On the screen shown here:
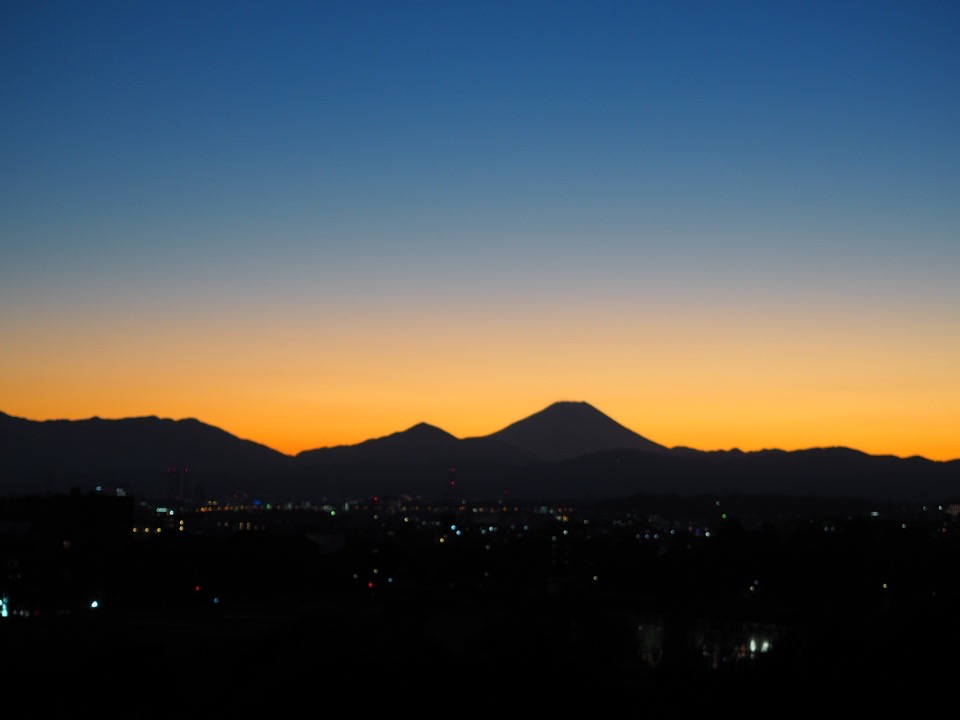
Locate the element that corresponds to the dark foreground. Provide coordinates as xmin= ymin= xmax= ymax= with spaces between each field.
xmin=2 ymin=493 xmax=958 ymax=715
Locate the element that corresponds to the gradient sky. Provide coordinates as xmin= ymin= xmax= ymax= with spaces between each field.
xmin=2 ymin=1 xmax=958 ymax=460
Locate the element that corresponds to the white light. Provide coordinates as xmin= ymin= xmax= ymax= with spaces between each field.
xmin=90 ymin=600 xmax=99 ymax=609
xmin=749 ymin=639 xmax=757 ymax=653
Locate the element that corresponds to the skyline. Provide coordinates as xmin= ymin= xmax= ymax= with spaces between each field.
xmin=3 ymin=2 xmax=959 ymax=461
xmin=2 ymin=397 xmax=957 ymax=463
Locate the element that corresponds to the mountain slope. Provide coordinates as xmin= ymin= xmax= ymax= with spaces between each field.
xmin=500 ymin=446 xmax=960 ymax=502
xmin=0 ymin=411 xmax=289 ymax=498
xmin=297 ymin=422 xmax=462 ymax=464
xmin=476 ymin=401 xmax=668 ymax=461
xmin=296 ymin=422 xmax=537 ymax=465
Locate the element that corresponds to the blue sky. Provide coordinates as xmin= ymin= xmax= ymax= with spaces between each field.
xmin=2 ymin=1 xmax=959 ymax=458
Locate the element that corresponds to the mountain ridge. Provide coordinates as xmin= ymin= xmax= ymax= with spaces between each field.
xmin=1 ymin=403 xmax=957 ymax=503
xmin=3 ymin=404 xmax=953 ymax=464
xmin=474 ymin=400 xmax=669 ymax=461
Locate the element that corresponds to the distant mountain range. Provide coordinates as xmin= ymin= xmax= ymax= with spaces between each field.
xmin=1 ymin=401 xmax=958 ymax=503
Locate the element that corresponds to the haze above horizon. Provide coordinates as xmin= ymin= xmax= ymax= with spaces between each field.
xmin=2 ymin=2 xmax=958 ymax=461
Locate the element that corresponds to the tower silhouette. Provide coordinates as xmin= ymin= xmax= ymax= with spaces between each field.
xmin=166 ymin=467 xmax=189 ymax=506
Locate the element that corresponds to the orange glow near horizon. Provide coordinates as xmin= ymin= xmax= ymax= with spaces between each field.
xmin=3 ymin=295 xmax=958 ymax=461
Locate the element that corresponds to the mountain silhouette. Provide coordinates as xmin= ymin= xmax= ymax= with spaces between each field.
xmin=1 ymin=405 xmax=958 ymax=503
xmin=296 ymin=422 xmax=533 ymax=465
xmin=292 ymin=421 xmax=538 ymax=499
xmin=297 ymin=422 xmax=462 ymax=464
xmin=507 ymin=445 xmax=960 ymax=502
xmin=476 ymin=400 xmax=668 ymax=461
xmin=0 ymin=411 xmax=288 ymax=499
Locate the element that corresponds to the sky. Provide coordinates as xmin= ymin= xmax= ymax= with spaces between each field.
xmin=2 ymin=1 xmax=959 ymax=460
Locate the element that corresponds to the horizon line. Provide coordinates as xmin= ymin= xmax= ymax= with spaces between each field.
xmin=3 ymin=405 xmax=957 ymax=464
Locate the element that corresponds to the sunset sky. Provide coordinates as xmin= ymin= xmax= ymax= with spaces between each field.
xmin=2 ymin=2 xmax=958 ymax=460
